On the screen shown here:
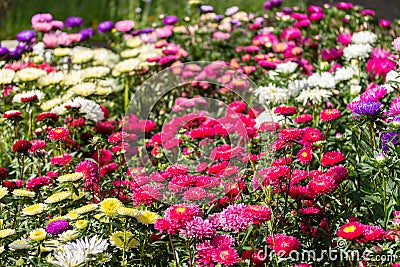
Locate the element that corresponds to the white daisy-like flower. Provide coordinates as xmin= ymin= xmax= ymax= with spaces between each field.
xmin=82 ymin=66 xmax=110 ymax=79
xmin=61 ymin=70 xmax=84 ymax=86
xmin=0 ymin=186 xmax=8 ymax=200
xmin=50 ymin=247 xmax=87 ymax=267
xmin=113 ymin=58 xmax=140 ymax=75
xmin=335 ymin=66 xmax=357 ymax=82
xmin=307 ymin=72 xmax=336 ymax=89
xmin=14 ymin=67 xmax=47 ymax=82
xmin=64 ymin=235 xmax=109 ymax=255
xmin=38 ymin=71 xmax=64 ymax=86
xmin=120 ymin=48 xmax=140 ymax=59
xmin=9 ymin=239 xmax=31 ymax=250
xmin=41 ymin=98 xmax=63 ymax=111
xmin=51 ymin=97 xmax=104 ymax=122
xmin=70 ymin=82 xmax=97 ymax=97
xmin=384 ymin=70 xmax=400 ymax=93
xmin=0 ymin=69 xmax=15 ymax=84
xmin=53 ymin=47 xmax=71 ymax=57
xmin=288 ymin=78 xmax=309 ymax=96
xmin=255 ymin=84 xmax=290 ymax=106
xmin=126 ymin=36 xmax=142 ymax=48
xmin=92 ymin=48 xmax=120 ymax=67
xmin=351 ymin=31 xmax=377 ymax=45
xmin=12 ymin=90 xmax=45 ymax=103
xmin=71 ymin=47 xmax=94 ymax=64
xmin=343 ymin=44 xmax=372 ymax=60
xmin=275 ymin=61 xmax=298 ymax=74
xmin=58 ymin=229 xmax=79 ymax=242
xmin=296 ymin=88 xmax=333 ymax=105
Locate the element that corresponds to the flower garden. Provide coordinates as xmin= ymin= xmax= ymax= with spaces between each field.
xmin=1 ymin=0 xmax=400 ymax=266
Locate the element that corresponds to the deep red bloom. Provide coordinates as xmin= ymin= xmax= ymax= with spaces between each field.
xmin=274 ymin=106 xmax=297 ymax=116
xmin=308 ymin=174 xmax=337 ymax=194
xmin=227 ymin=101 xmax=247 ymax=113
xmin=12 ymin=140 xmax=32 ymax=153
xmin=297 ymin=147 xmax=313 ymax=164
xmin=95 ymin=121 xmax=115 ymax=135
xmin=320 ymin=109 xmax=341 ymax=122
xmin=36 ymin=112 xmax=59 ymax=122
xmin=189 ymin=127 xmax=215 ymax=139
xmin=50 ymin=153 xmax=72 ymax=166
xmin=3 ymin=110 xmax=22 ymax=119
xmin=302 ymin=127 xmax=323 ymax=143
xmin=294 ymin=114 xmax=313 ymax=124
xmin=100 ymin=162 xmax=118 ymax=177
xmin=325 ymin=166 xmax=348 ymax=183
xmin=278 ymin=128 xmax=303 ymax=141
xmin=0 ymin=168 xmax=8 ymax=179
xmin=108 ymin=131 xmax=127 ymax=144
xmin=26 ymin=176 xmax=51 ymax=190
xmin=321 ymin=151 xmax=345 ymax=167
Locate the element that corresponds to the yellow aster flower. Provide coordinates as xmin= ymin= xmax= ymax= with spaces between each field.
xmin=100 ymin=198 xmax=123 ymax=216
xmin=12 ymin=189 xmax=35 ymax=198
xmin=70 ymin=191 xmax=86 ymax=201
xmin=66 ymin=211 xmax=79 ymax=220
xmin=75 ymin=220 xmax=88 ymax=230
xmin=57 ymin=172 xmax=83 ymax=183
xmin=58 ymin=229 xmax=79 ymax=242
xmin=136 ymin=211 xmax=160 ymax=224
xmin=72 ymin=203 xmax=98 ymax=215
xmin=110 ymin=231 xmax=139 ymax=250
xmin=94 ymin=213 xmax=109 ymax=224
xmin=22 ymin=203 xmax=47 ymax=216
xmin=44 ymin=191 xmax=71 ymax=204
xmin=116 ymin=207 xmax=141 ymax=217
xmin=30 ymin=228 xmax=46 ymax=242
xmin=0 ymin=228 xmax=15 ymax=239
xmin=0 ymin=186 xmax=8 ymax=200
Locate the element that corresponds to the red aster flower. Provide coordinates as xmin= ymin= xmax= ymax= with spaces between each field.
xmin=12 ymin=140 xmax=32 ymax=153
xmin=164 ymin=164 xmax=189 ymax=178
xmin=75 ymin=160 xmax=99 ymax=183
xmin=308 ymin=174 xmax=337 ymax=194
xmin=259 ymin=121 xmax=280 ymax=132
xmin=299 ymin=206 xmax=323 ymax=215
xmin=189 ymin=127 xmax=215 ymax=139
xmin=100 ymin=162 xmax=118 ymax=177
xmin=196 ymin=162 xmax=208 ymax=173
xmin=212 ymin=247 xmax=239 ymax=266
xmin=183 ymin=187 xmax=210 ymax=201
xmin=3 ymin=180 xmax=24 ymax=191
xmin=290 ymin=169 xmax=309 ymax=185
xmin=320 ymin=108 xmax=341 ymax=122
xmin=3 ymin=110 xmax=22 ymax=119
xmin=308 ymin=169 xmax=323 ymax=179
xmin=337 ymin=222 xmax=364 ymax=240
xmin=302 ymin=127 xmax=323 ymax=143
xmin=154 ymin=217 xmax=180 ymax=234
xmin=36 ymin=112 xmax=59 ymax=122
xmin=26 ymin=176 xmax=51 ymax=190
xmin=92 ymin=149 xmax=113 ymax=166
xmin=228 ymin=101 xmax=247 ymax=113
xmin=164 ymin=204 xmax=203 ymax=224
xmin=207 ymin=161 xmax=229 ymax=174
xmin=325 ymin=166 xmax=348 ymax=183
xmin=361 ymin=225 xmax=385 ymax=242
xmin=294 ymin=114 xmax=313 ymax=124
xmin=245 ymin=205 xmax=272 ymax=224
xmin=108 ymin=131 xmax=127 ymax=144
xmin=95 ymin=121 xmax=115 ymax=135
xmin=274 ymin=105 xmax=297 ymax=116
xmin=321 ymin=151 xmax=345 ymax=167
xmin=278 ymin=128 xmax=303 ymax=141
xmin=267 ymin=234 xmax=301 ymax=257
xmin=168 ymin=175 xmax=196 ymax=193
xmin=28 ymin=140 xmax=46 ymax=153
xmin=271 ymin=157 xmax=292 ymax=167
xmin=297 ymin=147 xmax=313 ymax=164
xmin=47 ymin=127 xmax=70 ymax=141
xmin=242 ymin=249 xmax=267 ymax=265
xmin=0 ymin=168 xmax=8 ymax=179
xmin=21 ymin=94 xmax=38 ymax=102
xmin=132 ymin=185 xmax=161 ymax=205
xmin=50 ymin=153 xmax=72 ymax=166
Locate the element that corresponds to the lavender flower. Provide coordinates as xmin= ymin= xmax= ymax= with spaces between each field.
xmin=381 ymin=132 xmax=399 ymax=151
xmin=0 ymin=47 xmax=9 ymax=56
xmin=163 ymin=15 xmax=178 ymax=25
xmin=141 ymin=28 xmax=154 ymax=34
xmin=79 ymin=28 xmax=94 ymax=41
xmin=16 ymin=30 xmax=36 ymax=42
xmin=46 ymin=220 xmax=70 ymax=235
xmin=353 ymin=101 xmax=382 ymax=116
xmin=225 ymin=6 xmax=239 ymax=16
xmin=97 ymin=21 xmax=114 ymax=33
xmin=65 ymin=16 xmax=83 ymax=28
xmin=200 ymin=5 xmax=214 ymax=13
xmin=282 ymin=7 xmax=293 ymax=14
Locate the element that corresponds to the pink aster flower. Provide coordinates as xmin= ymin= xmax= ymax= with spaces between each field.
xmin=267 ymin=234 xmax=301 ymax=257
xmin=28 ymin=140 xmax=46 ymax=153
xmin=47 ymin=127 xmax=70 ymax=141
xmin=180 ymin=217 xmax=216 ymax=239
xmin=393 ymin=37 xmax=400 ymax=51
xmin=50 ymin=153 xmax=72 ymax=166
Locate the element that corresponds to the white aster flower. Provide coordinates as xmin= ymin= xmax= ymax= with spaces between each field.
xmin=82 ymin=66 xmax=110 ymax=79
xmin=71 ymin=47 xmax=94 ymax=64
xmin=120 ymin=48 xmax=140 ymax=58
xmin=53 ymin=47 xmax=71 ymax=57
xmin=296 ymin=88 xmax=333 ymax=105
xmin=343 ymin=44 xmax=372 ymax=60
xmin=335 ymin=66 xmax=357 ymax=82
xmin=384 ymin=70 xmax=400 ymax=93
xmin=92 ymin=48 xmax=120 ymax=67
xmin=64 ymin=235 xmax=109 ymax=255
xmin=41 ymin=98 xmax=63 ymax=111
xmin=288 ymin=78 xmax=309 ymax=96
xmin=307 ymin=72 xmax=336 ymax=89
xmin=38 ymin=71 xmax=64 ymax=86
xmin=9 ymin=239 xmax=31 ymax=250
xmin=351 ymin=31 xmax=377 ymax=45
xmin=0 ymin=69 xmax=15 ymax=84
xmin=255 ymin=84 xmax=289 ymax=106
xmin=14 ymin=67 xmax=47 ymax=82
xmin=58 ymin=229 xmax=79 ymax=242
xmin=51 ymin=97 xmax=104 ymax=122
xmin=62 ymin=70 xmax=84 ymax=86
xmin=50 ymin=247 xmax=87 ymax=267
xmin=275 ymin=61 xmax=298 ymax=74
xmin=113 ymin=58 xmax=141 ymax=75
xmin=70 ymin=82 xmax=97 ymax=97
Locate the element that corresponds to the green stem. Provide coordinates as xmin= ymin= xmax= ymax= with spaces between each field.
xmin=124 ymin=76 xmax=130 ymax=112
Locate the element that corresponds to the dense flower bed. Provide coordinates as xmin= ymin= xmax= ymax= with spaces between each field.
xmin=0 ymin=1 xmax=400 ymax=266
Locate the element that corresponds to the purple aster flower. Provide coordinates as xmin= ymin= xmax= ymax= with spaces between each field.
xmin=79 ymin=28 xmax=94 ymax=41
xmin=390 ymin=115 xmax=400 ymax=128
xmin=282 ymin=7 xmax=293 ymax=14
xmin=200 ymin=5 xmax=214 ymax=13
xmin=230 ymin=19 xmax=241 ymax=27
xmin=213 ymin=15 xmax=224 ymax=21
xmin=263 ymin=1 xmax=273 ymax=10
xmin=131 ymin=29 xmax=141 ymax=36
xmin=353 ymin=101 xmax=382 ymax=116
xmin=271 ymin=0 xmax=283 ymax=7
xmin=141 ymin=27 xmax=154 ymax=34
xmin=46 ymin=220 xmax=70 ymax=235
xmin=225 ymin=6 xmax=239 ymax=16
xmin=0 ymin=47 xmax=9 ymax=56
xmin=163 ymin=15 xmax=178 ymax=25
xmin=16 ymin=30 xmax=36 ymax=42
xmin=382 ymin=132 xmax=399 ymax=151
xmin=7 ymin=49 xmax=22 ymax=60
xmin=65 ymin=16 xmax=83 ymax=28
xmin=97 ymin=21 xmax=114 ymax=33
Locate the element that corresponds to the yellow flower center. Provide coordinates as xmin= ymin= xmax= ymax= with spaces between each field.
xmin=343 ymin=225 xmax=356 ymax=233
